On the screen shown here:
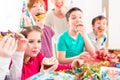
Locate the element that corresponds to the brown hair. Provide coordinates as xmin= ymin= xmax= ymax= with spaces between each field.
xmin=27 ymin=0 xmax=45 ymax=10
xmin=65 ymin=7 xmax=83 ymax=21
xmin=20 ymin=25 xmax=42 ymax=38
xmin=92 ymin=15 xmax=107 ymax=25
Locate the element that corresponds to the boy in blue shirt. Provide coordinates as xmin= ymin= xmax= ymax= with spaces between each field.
xmin=56 ymin=7 xmax=95 ymax=64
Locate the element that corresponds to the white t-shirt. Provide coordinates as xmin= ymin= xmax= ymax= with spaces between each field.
xmin=45 ymin=9 xmax=68 ymax=41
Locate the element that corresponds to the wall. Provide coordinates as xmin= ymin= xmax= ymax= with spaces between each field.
xmin=0 ymin=0 xmax=22 ymax=32
xmin=108 ymin=0 xmax=120 ymax=49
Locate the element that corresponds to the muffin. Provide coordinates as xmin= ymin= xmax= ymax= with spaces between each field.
xmin=42 ymin=57 xmax=56 ymax=69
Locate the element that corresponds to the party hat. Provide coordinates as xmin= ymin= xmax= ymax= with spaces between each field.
xmin=20 ymin=0 xmax=35 ymax=28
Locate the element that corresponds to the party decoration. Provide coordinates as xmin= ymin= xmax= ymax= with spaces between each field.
xmin=20 ymin=0 xmax=35 ymax=28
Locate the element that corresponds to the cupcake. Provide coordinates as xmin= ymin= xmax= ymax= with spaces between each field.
xmin=42 ymin=57 xmax=56 ymax=69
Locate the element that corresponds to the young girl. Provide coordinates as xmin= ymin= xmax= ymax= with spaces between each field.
xmin=19 ymin=25 xmax=84 ymax=79
xmin=27 ymin=0 xmax=54 ymax=58
xmin=56 ymin=7 xmax=96 ymax=64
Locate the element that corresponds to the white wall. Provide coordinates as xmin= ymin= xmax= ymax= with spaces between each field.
xmin=0 ymin=0 xmax=22 ymax=32
xmin=108 ymin=0 xmax=120 ymax=49
xmin=0 ymin=0 xmax=102 ymax=33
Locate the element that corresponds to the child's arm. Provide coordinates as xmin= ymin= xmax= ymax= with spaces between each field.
xmin=0 ymin=36 xmax=17 ymax=80
xmin=76 ymin=24 xmax=96 ymax=56
xmin=0 ymin=57 xmax=11 ymax=80
xmin=7 ymin=52 xmax=24 ymax=80
xmin=82 ymin=35 xmax=96 ymax=55
xmin=6 ymin=33 xmax=28 ymax=80
xmin=56 ymin=59 xmax=84 ymax=71
xmin=57 ymin=51 xmax=82 ymax=64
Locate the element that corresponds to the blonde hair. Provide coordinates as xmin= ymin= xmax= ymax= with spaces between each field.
xmin=27 ymin=0 xmax=45 ymax=10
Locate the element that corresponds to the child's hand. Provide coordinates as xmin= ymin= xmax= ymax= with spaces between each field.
xmin=16 ymin=33 xmax=28 ymax=52
xmin=0 ymin=36 xmax=17 ymax=57
xmin=40 ymin=58 xmax=59 ymax=72
xmin=76 ymin=23 xmax=87 ymax=37
xmin=79 ymin=52 xmax=91 ymax=60
xmin=71 ymin=59 xmax=84 ymax=68
xmin=46 ymin=59 xmax=58 ymax=71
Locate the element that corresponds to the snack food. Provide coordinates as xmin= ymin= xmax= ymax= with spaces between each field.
xmin=98 ymin=27 xmax=104 ymax=32
xmin=0 ymin=31 xmax=18 ymax=39
xmin=42 ymin=57 xmax=56 ymax=69
xmin=36 ymin=13 xmax=45 ymax=20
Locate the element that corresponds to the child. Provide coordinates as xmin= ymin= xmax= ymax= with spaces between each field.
xmin=45 ymin=0 xmax=68 ymax=41
xmin=19 ymin=26 xmax=84 ymax=79
xmin=27 ymin=0 xmax=54 ymax=58
xmin=88 ymin=15 xmax=107 ymax=50
xmin=0 ymin=33 xmax=27 ymax=80
xmin=56 ymin=7 xmax=95 ymax=64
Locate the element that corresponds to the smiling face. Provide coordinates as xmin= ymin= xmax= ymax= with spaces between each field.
xmin=25 ymin=31 xmax=41 ymax=58
xmin=67 ymin=10 xmax=83 ymax=32
xmin=52 ymin=0 xmax=66 ymax=10
xmin=92 ymin=15 xmax=107 ymax=34
xmin=92 ymin=19 xmax=107 ymax=34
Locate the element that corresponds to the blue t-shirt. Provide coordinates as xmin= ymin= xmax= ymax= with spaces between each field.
xmin=56 ymin=30 xmax=85 ymax=58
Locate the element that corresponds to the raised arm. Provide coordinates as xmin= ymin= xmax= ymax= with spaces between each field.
xmin=0 ymin=36 xmax=17 ymax=80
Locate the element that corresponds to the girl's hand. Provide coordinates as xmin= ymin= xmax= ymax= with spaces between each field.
xmin=71 ymin=59 xmax=84 ymax=68
xmin=16 ymin=33 xmax=28 ymax=52
xmin=0 ymin=36 xmax=17 ymax=58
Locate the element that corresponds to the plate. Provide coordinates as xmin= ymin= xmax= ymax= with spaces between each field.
xmin=27 ymin=71 xmax=76 ymax=80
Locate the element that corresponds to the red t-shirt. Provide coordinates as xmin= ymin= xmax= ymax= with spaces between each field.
xmin=21 ymin=53 xmax=71 ymax=80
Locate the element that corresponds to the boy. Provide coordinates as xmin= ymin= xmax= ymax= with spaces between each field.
xmin=88 ymin=15 xmax=107 ymax=50
xmin=56 ymin=7 xmax=95 ymax=64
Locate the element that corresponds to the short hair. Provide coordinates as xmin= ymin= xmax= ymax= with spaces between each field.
xmin=20 ymin=25 xmax=42 ymax=38
xmin=92 ymin=15 xmax=107 ymax=25
xmin=27 ymin=0 xmax=45 ymax=10
xmin=65 ymin=7 xmax=83 ymax=21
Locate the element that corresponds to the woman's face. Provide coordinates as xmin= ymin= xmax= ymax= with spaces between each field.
xmin=30 ymin=2 xmax=45 ymax=19
xmin=25 ymin=31 xmax=41 ymax=58
xmin=52 ymin=0 xmax=66 ymax=10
